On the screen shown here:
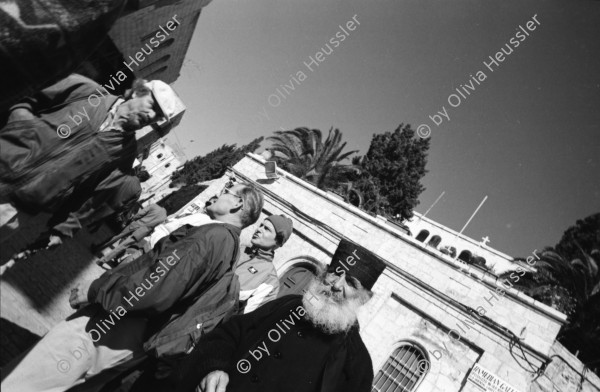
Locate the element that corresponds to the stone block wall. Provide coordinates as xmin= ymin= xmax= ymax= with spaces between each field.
xmin=109 ymin=0 xmax=212 ymax=84
xmin=179 ymin=154 xmax=600 ymax=392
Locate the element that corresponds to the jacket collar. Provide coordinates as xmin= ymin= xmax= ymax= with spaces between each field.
xmin=243 ymin=246 xmax=274 ymax=260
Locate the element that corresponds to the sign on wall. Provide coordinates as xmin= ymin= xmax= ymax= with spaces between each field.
xmin=467 ymin=364 xmax=522 ymax=392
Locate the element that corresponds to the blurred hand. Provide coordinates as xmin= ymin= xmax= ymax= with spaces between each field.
xmin=69 ymin=280 xmax=93 ymax=309
xmin=198 ymin=370 xmax=229 ymax=392
xmin=8 ymin=108 xmax=34 ymax=122
xmin=46 ymin=235 xmax=63 ymax=249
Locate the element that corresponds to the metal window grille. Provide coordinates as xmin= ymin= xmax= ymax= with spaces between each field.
xmin=372 ymin=344 xmax=429 ymax=392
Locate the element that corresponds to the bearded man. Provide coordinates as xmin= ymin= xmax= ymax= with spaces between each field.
xmin=168 ymin=238 xmax=386 ymax=392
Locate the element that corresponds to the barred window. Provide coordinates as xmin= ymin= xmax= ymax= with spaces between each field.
xmin=372 ymin=344 xmax=429 ymax=392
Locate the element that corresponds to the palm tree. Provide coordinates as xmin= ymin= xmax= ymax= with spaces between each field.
xmin=500 ymin=247 xmax=599 ymax=315
xmin=267 ymin=127 xmax=358 ymax=189
xmin=502 ymin=220 xmax=600 ymax=373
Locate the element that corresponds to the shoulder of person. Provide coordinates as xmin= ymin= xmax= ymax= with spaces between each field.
xmin=64 ymin=74 xmax=103 ymax=92
xmin=268 ymin=294 xmax=302 ymax=310
xmin=347 ymin=326 xmax=372 ymax=360
xmin=194 ymin=222 xmax=238 ymax=240
xmin=155 ymin=206 xmax=168 ymax=218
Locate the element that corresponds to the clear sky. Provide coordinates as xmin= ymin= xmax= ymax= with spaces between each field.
xmin=167 ymin=0 xmax=600 ymax=258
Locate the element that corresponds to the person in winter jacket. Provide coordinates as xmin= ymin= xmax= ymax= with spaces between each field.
xmin=235 ymin=214 xmax=293 ymax=314
xmin=0 ymin=73 xmax=183 ymax=235
xmin=1 ymin=183 xmax=263 ymax=392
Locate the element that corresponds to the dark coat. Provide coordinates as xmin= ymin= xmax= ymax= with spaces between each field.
xmin=170 ymin=295 xmax=374 ymax=392
xmin=49 ymin=168 xmax=142 ymax=237
xmin=120 ymin=203 xmax=168 ymax=242
xmin=87 ymin=222 xmax=241 ymax=358
xmin=0 ymin=74 xmax=137 ymax=214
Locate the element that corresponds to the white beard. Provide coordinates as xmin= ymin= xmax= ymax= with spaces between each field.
xmin=301 ymin=278 xmax=365 ymax=335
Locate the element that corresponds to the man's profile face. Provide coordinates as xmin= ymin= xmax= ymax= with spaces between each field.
xmin=251 ymin=219 xmax=278 ymax=250
xmin=205 ymin=184 xmax=245 ymax=218
xmin=120 ymin=94 xmax=162 ymax=131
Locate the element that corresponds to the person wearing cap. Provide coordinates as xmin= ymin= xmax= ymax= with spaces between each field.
xmin=0 ymin=73 xmax=184 ymax=235
xmin=1 ymin=183 xmax=264 ymax=392
xmin=168 ymin=238 xmax=386 ymax=392
xmin=235 ymin=214 xmax=293 ymax=314
xmin=124 ymin=215 xmax=293 ymax=391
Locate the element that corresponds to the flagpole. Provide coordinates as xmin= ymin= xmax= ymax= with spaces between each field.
xmin=455 ymin=195 xmax=488 ymax=240
xmin=417 ymin=191 xmax=445 ymax=222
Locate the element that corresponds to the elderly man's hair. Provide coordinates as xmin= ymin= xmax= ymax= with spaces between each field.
xmin=238 ymin=185 xmax=264 ymax=228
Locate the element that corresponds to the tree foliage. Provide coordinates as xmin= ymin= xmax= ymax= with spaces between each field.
xmin=157 ymin=184 xmax=208 ymax=215
xmin=170 ymin=137 xmax=263 ymax=186
xmin=500 ymin=213 xmax=600 ymax=371
xmin=268 ymin=127 xmax=358 ymax=189
xmin=555 ymin=213 xmax=600 ymax=262
xmin=348 ymin=124 xmax=429 ymax=221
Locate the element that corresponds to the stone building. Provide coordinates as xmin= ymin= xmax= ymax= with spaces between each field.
xmin=77 ymin=0 xmax=213 ymax=88
xmin=137 ymin=141 xmax=185 ymax=205
xmin=178 ymin=154 xmax=600 ymax=392
xmin=403 ymin=212 xmax=529 ymax=275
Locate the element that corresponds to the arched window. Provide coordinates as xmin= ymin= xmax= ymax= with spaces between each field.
xmin=156 ymin=153 xmax=164 ymax=159
xmin=458 ymin=250 xmax=472 ymax=263
xmin=372 ymin=343 xmax=429 ymax=392
xmin=471 ymin=256 xmax=486 ymax=267
xmin=278 ymin=262 xmax=318 ymax=297
xmin=415 ymin=230 xmax=429 ymax=242
xmin=427 ymin=235 xmax=441 ymax=248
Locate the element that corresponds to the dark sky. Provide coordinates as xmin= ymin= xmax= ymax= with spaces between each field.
xmin=168 ymin=0 xmax=600 ymax=258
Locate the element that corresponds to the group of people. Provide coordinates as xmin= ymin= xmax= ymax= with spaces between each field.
xmin=0 ymin=72 xmax=184 ymax=271
xmin=0 ymin=73 xmax=388 ymax=392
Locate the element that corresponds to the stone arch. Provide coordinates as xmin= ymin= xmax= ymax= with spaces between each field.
xmin=427 ymin=235 xmax=442 ymax=248
xmin=276 ymin=257 xmax=324 ymax=298
xmin=415 ymin=230 xmax=429 ymax=242
xmin=471 ymin=255 xmax=487 ymax=268
xmin=458 ymin=250 xmax=472 ymax=263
